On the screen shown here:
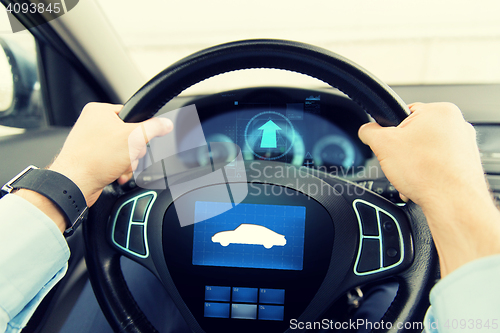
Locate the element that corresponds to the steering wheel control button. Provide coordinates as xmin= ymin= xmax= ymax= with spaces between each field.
xmin=113 ymin=202 xmax=133 ymax=248
xmin=111 ymin=191 xmax=157 ymax=258
xmin=128 ymin=225 xmax=146 ymax=255
xmin=353 ymin=199 xmax=405 ymax=275
xmin=258 ymin=305 xmax=285 ymax=321
xmin=204 ymin=302 xmax=230 ymax=319
xmin=354 ymin=201 xmax=379 ymax=236
xmin=387 ymin=248 xmax=398 ymax=257
xmin=232 ymin=287 xmax=258 ymax=303
xmin=231 ymin=304 xmax=257 ymax=320
xmin=383 ymin=220 xmax=395 ymax=232
xmin=132 ymin=194 xmax=153 ymax=222
xmin=380 ymin=212 xmax=402 ymax=267
xmin=372 ymin=180 xmax=386 ymax=195
xmin=259 ymin=288 xmax=285 ymax=304
xmin=205 ymin=286 xmax=231 ymax=302
xmin=356 ymin=239 xmax=381 ymax=273
xmin=381 ymin=213 xmax=397 ymax=233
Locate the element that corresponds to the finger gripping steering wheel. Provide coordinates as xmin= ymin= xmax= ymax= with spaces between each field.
xmin=84 ymin=39 xmax=438 ymax=333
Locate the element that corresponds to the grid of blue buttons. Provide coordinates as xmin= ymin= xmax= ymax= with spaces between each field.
xmin=204 ymin=286 xmax=285 ymax=321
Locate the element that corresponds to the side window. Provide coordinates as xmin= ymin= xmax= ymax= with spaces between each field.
xmin=0 ymin=13 xmax=45 ymax=136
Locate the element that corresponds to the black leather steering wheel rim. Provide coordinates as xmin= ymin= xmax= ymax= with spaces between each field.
xmin=118 ymin=39 xmax=408 ymax=126
xmin=83 ymin=39 xmax=438 ymax=333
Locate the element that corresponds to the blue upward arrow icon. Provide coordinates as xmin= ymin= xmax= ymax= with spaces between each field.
xmin=259 ymin=120 xmax=282 ymax=148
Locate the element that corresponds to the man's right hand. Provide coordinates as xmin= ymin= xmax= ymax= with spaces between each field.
xmin=358 ymin=102 xmax=500 ymax=277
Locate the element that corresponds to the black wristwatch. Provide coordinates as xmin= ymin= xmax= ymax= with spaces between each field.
xmin=1 ymin=165 xmax=88 ymax=237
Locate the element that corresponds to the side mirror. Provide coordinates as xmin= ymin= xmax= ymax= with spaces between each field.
xmin=0 ymin=37 xmax=42 ymax=128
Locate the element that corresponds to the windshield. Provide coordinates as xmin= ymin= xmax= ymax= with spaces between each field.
xmin=96 ymin=0 xmax=500 ymax=87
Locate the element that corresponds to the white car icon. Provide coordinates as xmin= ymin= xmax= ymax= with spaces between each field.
xmin=211 ymin=224 xmax=287 ymax=249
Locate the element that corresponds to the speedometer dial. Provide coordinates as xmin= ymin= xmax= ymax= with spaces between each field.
xmin=312 ymin=135 xmax=356 ymax=168
xmin=198 ymin=134 xmax=237 ymax=166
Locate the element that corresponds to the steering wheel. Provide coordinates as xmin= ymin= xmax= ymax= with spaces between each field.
xmin=83 ymin=39 xmax=438 ymax=333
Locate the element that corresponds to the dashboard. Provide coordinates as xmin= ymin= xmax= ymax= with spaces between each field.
xmin=176 ymin=87 xmax=373 ymax=172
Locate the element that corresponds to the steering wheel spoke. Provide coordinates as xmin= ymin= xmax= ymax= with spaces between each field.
xmin=107 ymin=188 xmax=160 ymax=272
xmin=324 ymin=175 xmax=415 ymax=280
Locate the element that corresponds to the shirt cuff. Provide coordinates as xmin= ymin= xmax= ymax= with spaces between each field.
xmin=3 ymin=264 xmax=68 ymax=333
xmin=425 ymin=254 xmax=500 ymax=333
xmin=0 ymin=194 xmax=70 ymax=322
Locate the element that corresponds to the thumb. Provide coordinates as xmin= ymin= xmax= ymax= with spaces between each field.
xmin=127 ymin=117 xmax=173 ymax=161
xmin=141 ymin=117 xmax=174 ymax=142
xmin=358 ymin=122 xmax=385 ymax=146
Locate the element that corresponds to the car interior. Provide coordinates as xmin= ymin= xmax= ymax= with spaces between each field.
xmin=0 ymin=1 xmax=499 ymax=332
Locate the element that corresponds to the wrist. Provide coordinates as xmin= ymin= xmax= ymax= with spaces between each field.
xmin=417 ymin=172 xmax=492 ymax=215
xmin=5 ymin=166 xmax=90 ymax=235
xmin=14 ymin=189 xmax=68 ymax=233
xmin=422 ymin=189 xmax=500 ymax=277
xmin=48 ymin=160 xmax=95 ymax=206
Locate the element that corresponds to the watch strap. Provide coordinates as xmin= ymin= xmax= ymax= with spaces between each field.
xmin=2 ymin=166 xmax=88 ymax=236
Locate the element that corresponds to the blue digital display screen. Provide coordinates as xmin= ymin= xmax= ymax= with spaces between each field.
xmin=192 ymin=202 xmax=306 ymax=270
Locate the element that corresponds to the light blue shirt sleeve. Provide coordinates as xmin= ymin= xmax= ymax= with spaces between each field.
xmin=0 ymin=194 xmax=70 ymax=333
xmin=424 ymin=254 xmax=500 ymax=333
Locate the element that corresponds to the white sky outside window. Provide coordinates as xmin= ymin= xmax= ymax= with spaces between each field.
xmin=95 ymin=0 xmax=500 ymax=93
